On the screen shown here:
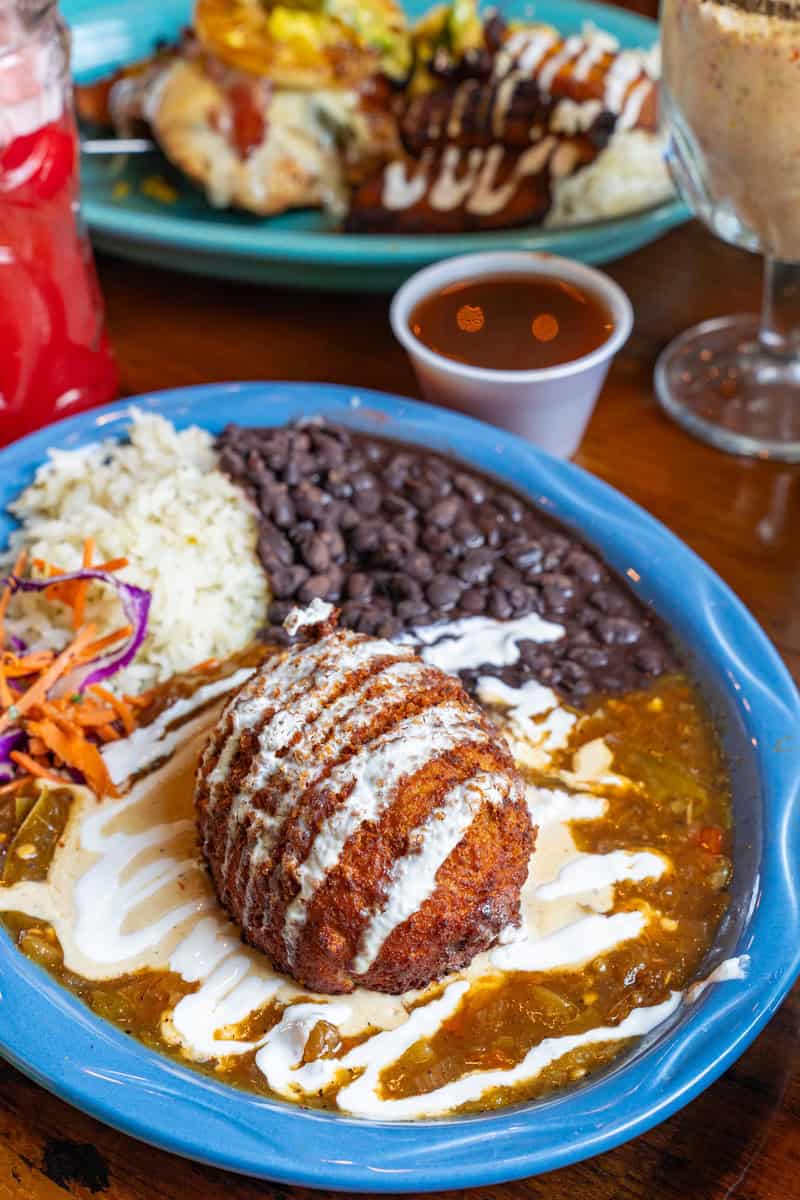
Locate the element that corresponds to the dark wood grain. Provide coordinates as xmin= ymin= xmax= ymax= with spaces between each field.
xmin=2 ymin=0 xmax=800 ymax=1191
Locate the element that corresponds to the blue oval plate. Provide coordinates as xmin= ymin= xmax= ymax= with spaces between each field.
xmin=65 ymin=0 xmax=688 ymax=291
xmin=0 ymin=383 xmax=798 ymax=1191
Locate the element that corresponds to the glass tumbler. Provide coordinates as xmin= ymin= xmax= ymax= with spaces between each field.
xmin=0 ymin=0 xmax=118 ymax=448
xmin=658 ymin=0 xmax=800 ymax=461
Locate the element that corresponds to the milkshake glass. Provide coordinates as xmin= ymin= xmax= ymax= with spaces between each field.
xmin=658 ymin=0 xmax=800 ymax=460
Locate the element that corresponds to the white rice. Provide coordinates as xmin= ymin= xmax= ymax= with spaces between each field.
xmin=546 ymin=129 xmax=674 ymax=228
xmin=1 ymin=410 xmax=270 ymax=695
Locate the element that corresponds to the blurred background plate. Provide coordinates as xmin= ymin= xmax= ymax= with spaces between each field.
xmin=65 ymin=0 xmax=689 ymax=291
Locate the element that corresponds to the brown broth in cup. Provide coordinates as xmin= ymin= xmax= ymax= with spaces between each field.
xmin=409 ymin=274 xmax=614 ymax=371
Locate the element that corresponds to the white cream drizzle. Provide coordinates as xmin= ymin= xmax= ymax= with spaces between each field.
xmin=335 ymin=993 xmax=681 ymax=1118
xmin=0 ymin=615 xmax=746 ymax=1119
xmin=538 ymin=35 xmax=584 ymax=95
xmin=491 ymin=910 xmax=647 ymax=972
xmin=103 ymin=669 xmax=253 ymax=787
xmin=618 ymin=78 xmax=652 ymax=131
xmin=572 ymin=26 xmax=619 ymax=80
xmin=604 ymin=50 xmax=646 ymax=113
xmin=281 ymin=700 xmax=488 ymax=962
xmin=536 ymin=850 xmax=667 ymax=901
xmin=284 ymin=598 xmax=333 ymax=635
xmin=550 ymin=98 xmax=603 ymax=135
xmin=411 ymin=612 xmax=564 ymax=673
xmin=352 ymin=771 xmax=510 ymax=975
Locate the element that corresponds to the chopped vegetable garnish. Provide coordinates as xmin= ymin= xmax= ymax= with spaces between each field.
xmin=0 ymin=553 xmax=152 ymax=798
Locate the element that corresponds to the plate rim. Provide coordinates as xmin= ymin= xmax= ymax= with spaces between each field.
xmin=0 ymin=382 xmax=798 ymax=1191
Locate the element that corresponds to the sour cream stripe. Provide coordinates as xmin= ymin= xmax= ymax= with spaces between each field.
xmin=221 ymin=652 xmax=418 ymax=877
xmin=352 ymin=771 xmax=514 ymax=975
xmin=279 ymin=701 xmax=490 ymax=963
xmin=335 ymin=994 xmax=681 ymax=1118
xmin=234 ymin=659 xmax=454 ymax=926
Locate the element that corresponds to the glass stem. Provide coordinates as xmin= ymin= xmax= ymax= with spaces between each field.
xmin=758 ymin=258 xmax=800 ymax=359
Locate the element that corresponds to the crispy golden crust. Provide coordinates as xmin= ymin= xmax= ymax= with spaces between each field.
xmin=196 ymin=629 xmax=533 ymax=995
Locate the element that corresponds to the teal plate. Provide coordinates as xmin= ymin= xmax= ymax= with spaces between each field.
xmin=66 ymin=0 xmax=689 ymax=291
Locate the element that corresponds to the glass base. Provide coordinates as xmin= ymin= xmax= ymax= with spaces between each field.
xmin=655 ymin=315 xmax=800 ymax=462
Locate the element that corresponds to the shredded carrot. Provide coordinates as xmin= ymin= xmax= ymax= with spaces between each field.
xmin=25 ymin=719 xmax=117 ymax=798
xmin=0 ymin=550 xmax=27 ymax=649
xmin=95 ymin=724 xmax=121 ymax=743
xmin=71 ymin=537 xmax=95 ymax=630
xmin=124 ymin=693 xmax=151 ymax=709
xmin=1 ymin=652 xmax=56 ymax=678
xmin=79 ymin=625 xmax=133 ymax=661
xmin=9 ymin=751 xmax=64 ymax=785
xmin=90 ymin=684 xmax=135 ymax=736
xmin=190 ymin=658 xmax=219 ymax=674
xmin=0 ymin=624 xmax=97 ymax=734
xmin=0 ymin=662 xmax=12 ymax=710
xmin=93 ymin=557 xmax=129 ymax=573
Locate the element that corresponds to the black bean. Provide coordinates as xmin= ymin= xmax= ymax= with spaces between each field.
xmin=590 ymin=589 xmax=627 ymax=616
xmin=542 ymin=575 xmax=576 ymax=612
xmin=635 ymin=646 xmax=663 ymax=674
xmin=268 ymin=600 xmax=292 ymax=624
xmin=351 ymin=470 xmax=377 ymax=493
xmin=428 ymin=496 xmax=461 ymax=529
xmin=452 ymin=520 xmax=484 ymax=550
xmin=397 ymin=599 xmax=430 ymax=621
xmin=458 ymin=549 xmax=495 ymax=585
xmin=389 ymin=575 xmax=422 ymax=602
xmin=566 ymin=550 xmax=604 ymax=584
xmin=299 ymin=573 xmax=337 ymax=603
xmin=384 ymin=495 xmax=417 ymax=520
xmin=427 ymin=575 xmax=462 ymax=610
xmin=376 ymin=617 xmax=400 ymax=639
xmin=352 ymin=522 xmax=381 ymax=554
xmin=422 ymin=528 xmax=452 ymax=555
xmin=406 ymin=550 xmax=434 ymax=582
xmin=492 ymin=562 xmax=522 ymax=590
xmin=454 ymin=472 xmax=486 ymax=505
xmin=460 ymin=587 xmax=487 ymax=614
xmin=393 ymin=518 xmax=419 ymax=544
xmin=489 ymin=588 xmax=513 ymax=620
xmin=294 ymin=483 xmax=331 ymax=520
xmin=496 ymin=493 xmax=525 ymax=522
xmin=597 ymin=617 xmax=642 ymax=646
xmin=570 ymin=678 xmax=594 ymax=699
xmin=347 ymin=572 xmax=373 ymax=601
xmin=272 ymin=491 xmax=296 ymax=529
xmin=505 ymin=539 xmax=544 ymax=571
xmin=271 ymin=565 xmax=310 ymax=599
xmin=338 ymin=504 xmax=360 ymax=530
xmin=569 ymin=646 xmax=609 ymax=668
xmin=406 ymin=480 xmax=435 ymax=508
xmin=508 ymin=585 xmax=536 ymax=612
xmin=259 ymin=523 xmax=294 ymax=566
xmin=354 ymin=490 xmax=382 ymax=516
xmin=300 ymin=533 xmax=331 ymax=573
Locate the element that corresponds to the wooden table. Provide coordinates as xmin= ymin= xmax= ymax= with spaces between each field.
xmin=3 ymin=20 xmax=800 ymax=1194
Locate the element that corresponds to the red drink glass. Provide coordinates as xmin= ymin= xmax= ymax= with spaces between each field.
xmin=0 ymin=0 xmax=118 ymax=447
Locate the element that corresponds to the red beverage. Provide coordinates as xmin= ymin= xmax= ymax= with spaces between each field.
xmin=0 ymin=2 xmax=118 ymax=447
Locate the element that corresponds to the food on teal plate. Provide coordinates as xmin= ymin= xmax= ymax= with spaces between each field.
xmin=0 ymin=412 xmax=745 ymax=1119
xmin=75 ymin=0 xmax=672 ymax=228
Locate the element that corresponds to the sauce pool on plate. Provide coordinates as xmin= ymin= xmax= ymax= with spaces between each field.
xmin=410 ymin=274 xmax=614 ymax=371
